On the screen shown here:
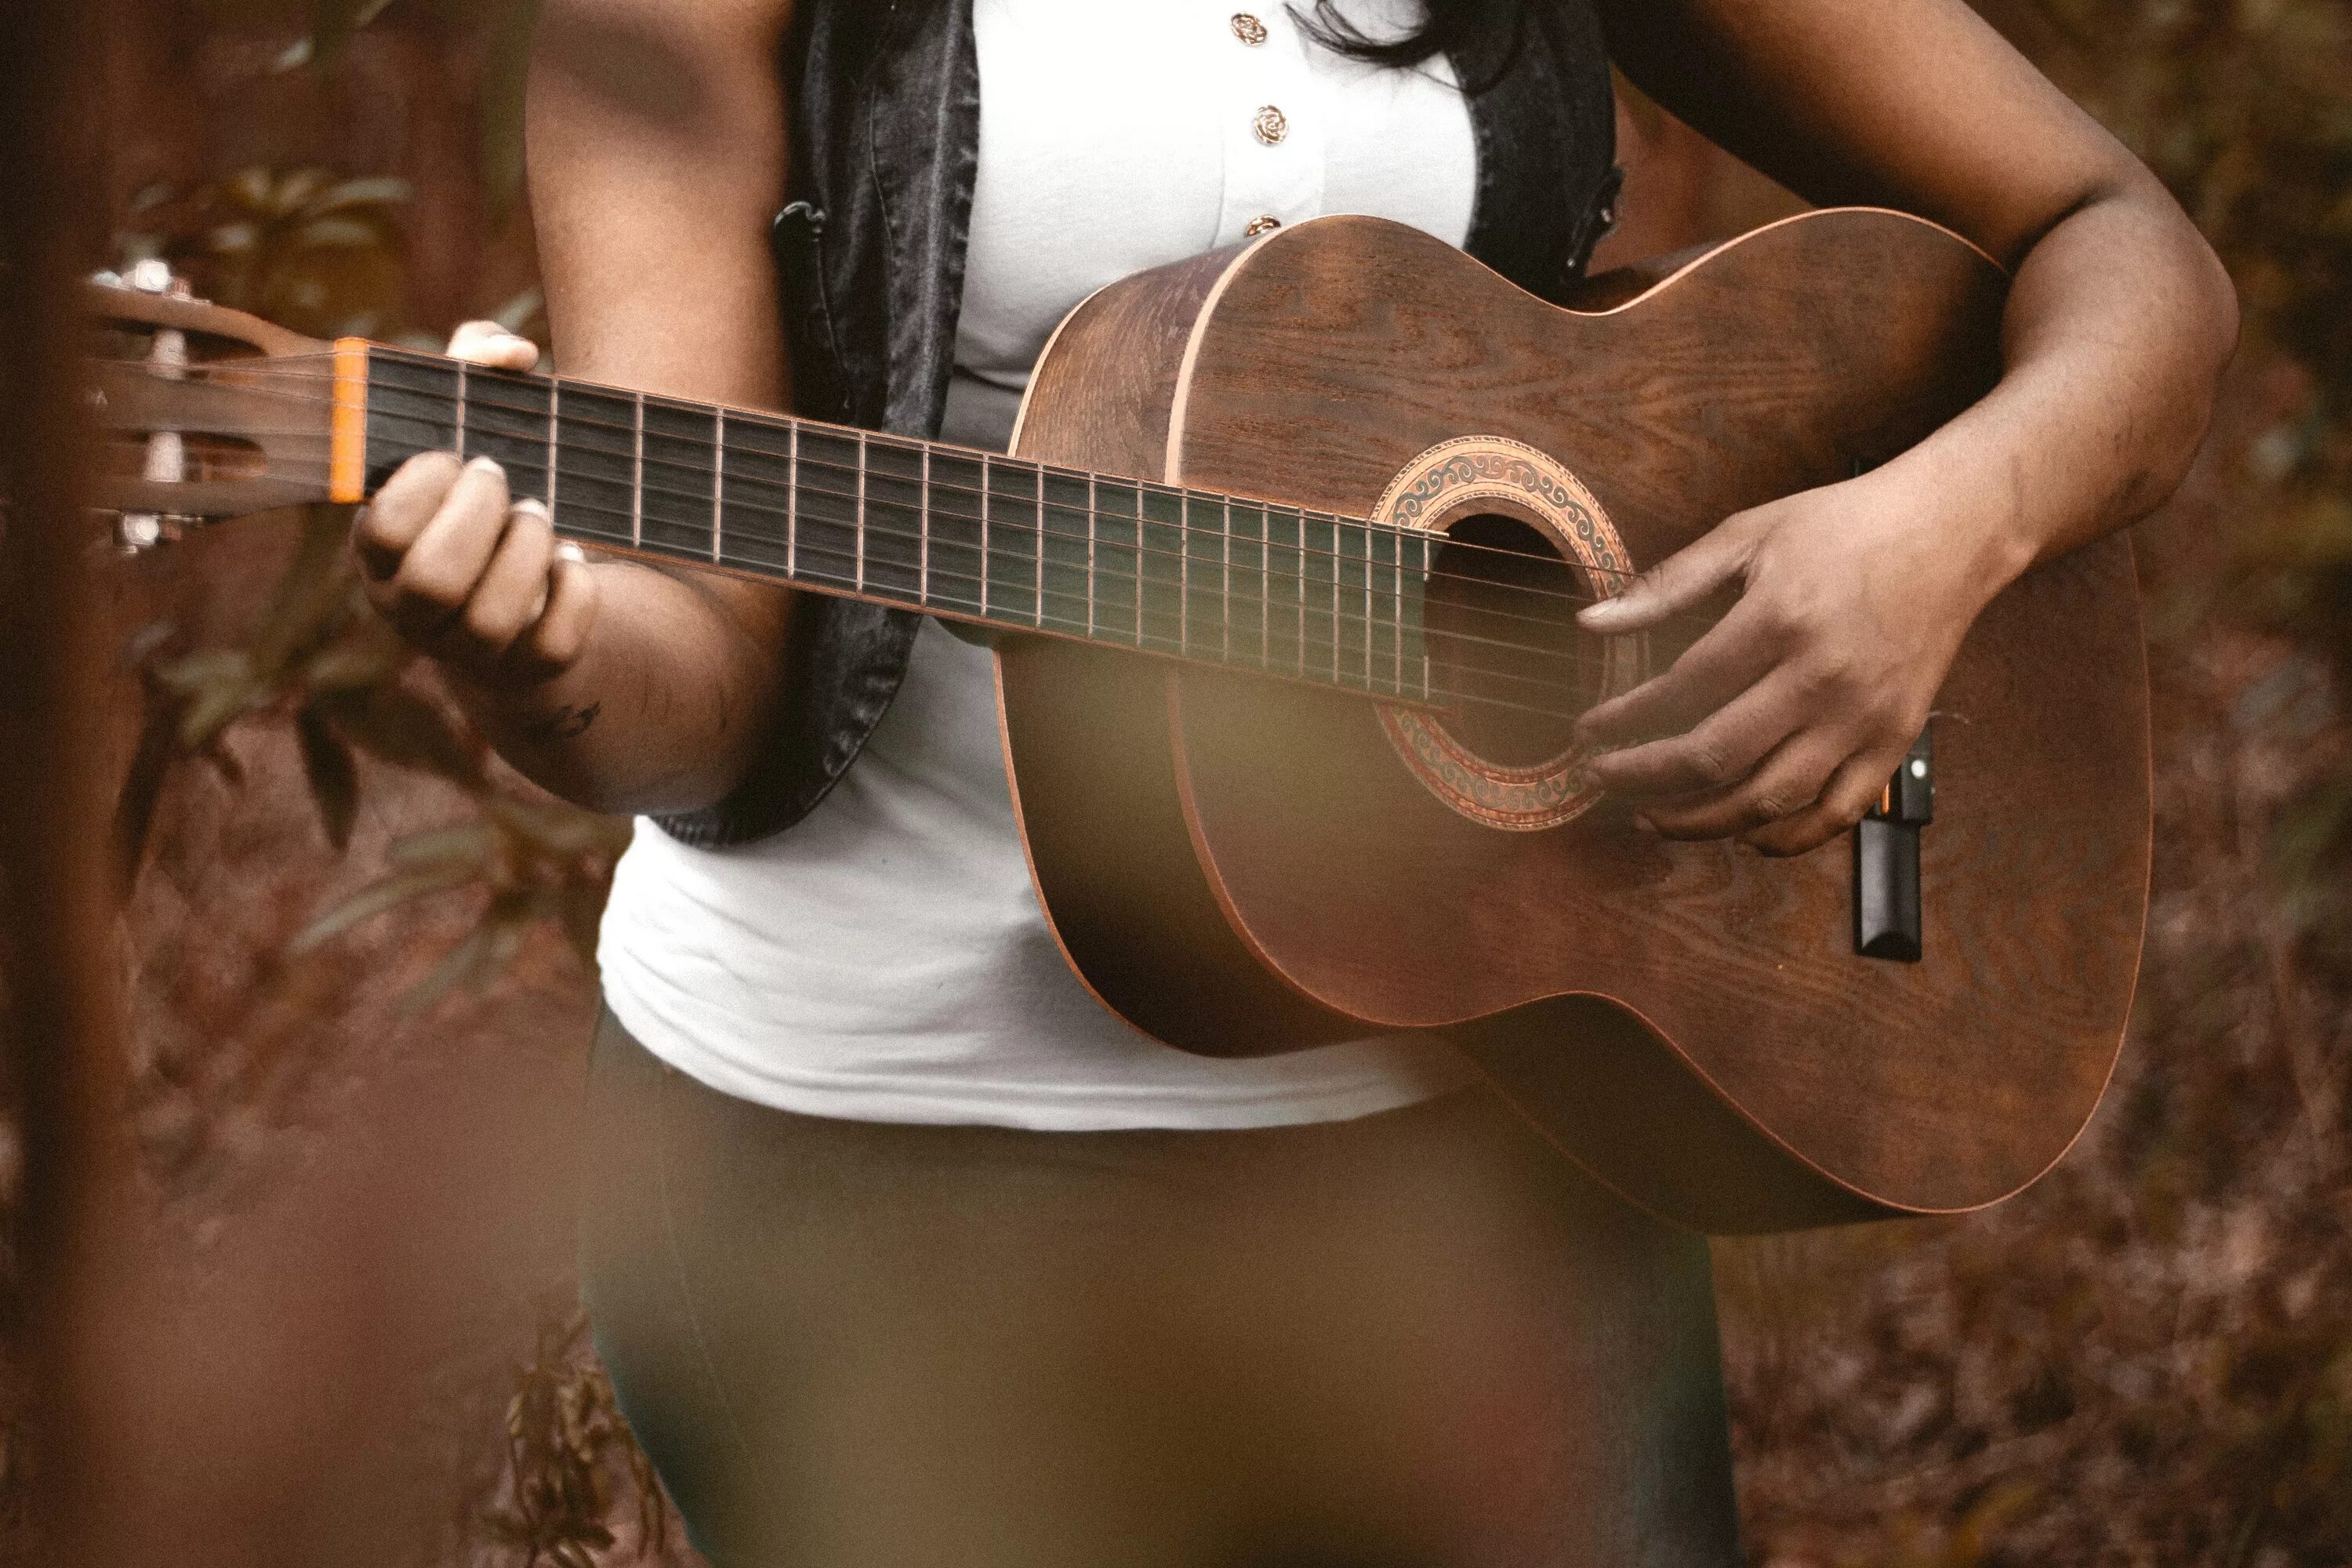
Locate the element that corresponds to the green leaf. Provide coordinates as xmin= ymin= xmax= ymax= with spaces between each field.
xmin=176 ymin=669 xmax=263 ymax=751
xmin=387 ymin=819 xmax=500 ymax=869
xmin=295 ymin=706 xmax=361 ymax=851
xmin=488 ymin=793 xmax=630 ymax=858
xmin=303 ymin=175 xmax=414 ymax=214
xmin=290 ymin=861 xmax=478 ymax=953
xmin=398 ymin=922 xmax=498 ymax=1014
xmin=289 ymin=214 xmax=391 ymax=250
xmin=299 ymin=614 xmax=408 ymax=693
xmin=307 ymin=0 xmax=398 ymax=68
xmin=331 ymin=682 xmax=485 ymax=785
xmin=113 ymin=699 xmax=185 ymax=892
xmin=475 ymin=1 xmax=543 ymax=218
xmin=247 ymin=506 xmax=360 ymax=677
xmin=490 ymin=285 xmax=544 ymax=334
xmin=152 ymin=647 xmax=252 ymax=697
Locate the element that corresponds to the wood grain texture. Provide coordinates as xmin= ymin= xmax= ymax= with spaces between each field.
xmin=998 ymin=246 xmax=1364 ymax=1054
xmin=1002 ymin=211 xmax=2151 ymax=1229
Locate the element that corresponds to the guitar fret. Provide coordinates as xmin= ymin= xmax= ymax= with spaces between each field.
xmin=376 ymin=343 xmax=1459 ymax=703
xmin=1383 ymin=531 xmax=1402 ymax=695
xmin=1223 ymin=493 xmax=1242 ymax=658
xmin=545 ymin=378 xmax=560 ymax=518
xmin=1259 ymin=506 xmax=1269 ymax=672
xmin=1331 ymin=517 xmax=1343 ymax=686
xmin=1298 ymin=514 xmax=1317 ymax=677
xmin=1415 ymin=535 xmax=1432 ymax=700
xmin=712 ymin=409 xmax=726 ymax=563
xmin=1178 ymin=499 xmax=1191 ymax=659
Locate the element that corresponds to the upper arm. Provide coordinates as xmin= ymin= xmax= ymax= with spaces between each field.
xmin=527 ymin=0 xmax=797 ymax=404
xmin=525 ymin=0 xmax=800 ymax=645
xmin=1595 ymin=0 xmax=2154 ymax=267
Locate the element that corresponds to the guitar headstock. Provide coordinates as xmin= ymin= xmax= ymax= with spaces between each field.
xmin=84 ymin=261 xmax=340 ymax=550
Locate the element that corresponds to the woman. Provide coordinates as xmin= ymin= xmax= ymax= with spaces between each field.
xmin=356 ymin=0 xmax=2235 ymax=1561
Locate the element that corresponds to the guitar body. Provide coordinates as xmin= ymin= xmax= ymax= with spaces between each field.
xmin=81 ymin=206 xmax=2150 ymax=1236
xmin=1000 ymin=211 xmax=2150 ymax=1232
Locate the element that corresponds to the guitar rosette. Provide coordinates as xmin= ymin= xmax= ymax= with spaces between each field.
xmin=1370 ymin=436 xmax=1642 ymax=832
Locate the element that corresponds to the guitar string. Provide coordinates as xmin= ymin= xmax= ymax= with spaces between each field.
xmin=124 ymin=437 xmax=1682 ymax=715
xmin=154 ymin=356 xmax=1657 ymax=590
xmin=140 ymin=357 xmax=1714 ymax=611
xmin=131 ymin=374 xmax=1744 ymax=669
xmin=146 ymin=358 xmax=1680 ymax=625
xmin=127 ymin=419 xmax=1688 ymax=659
xmin=105 ymin=366 xmax=1742 ymax=705
xmin=143 ymin=358 xmax=1751 ymax=651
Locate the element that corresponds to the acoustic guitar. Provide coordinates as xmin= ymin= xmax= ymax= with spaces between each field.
xmin=83 ymin=208 xmax=2149 ymax=1233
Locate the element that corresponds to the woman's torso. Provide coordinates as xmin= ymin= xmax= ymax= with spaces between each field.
xmin=597 ymin=0 xmax=1507 ymax=1129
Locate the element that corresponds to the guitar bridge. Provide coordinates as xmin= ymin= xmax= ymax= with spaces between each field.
xmin=1853 ymin=728 xmax=1933 ymax=962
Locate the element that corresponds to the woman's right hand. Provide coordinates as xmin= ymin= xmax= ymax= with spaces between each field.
xmin=354 ymin=321 xmax=602 ymax=690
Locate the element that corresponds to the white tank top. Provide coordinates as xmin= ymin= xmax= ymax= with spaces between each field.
xmin=596 ymin=0 xmax=1483 ymax=1129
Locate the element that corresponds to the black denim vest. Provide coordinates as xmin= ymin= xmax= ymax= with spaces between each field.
xmin=657 ymin=0 xmax=1619 ymax=847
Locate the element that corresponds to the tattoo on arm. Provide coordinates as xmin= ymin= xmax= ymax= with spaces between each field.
xmin=526 ymin=700 xmax=601 ymax=742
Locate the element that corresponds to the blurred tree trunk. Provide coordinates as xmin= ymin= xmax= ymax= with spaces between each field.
xmin=0 ymin=2 xmax=142 ymax=1566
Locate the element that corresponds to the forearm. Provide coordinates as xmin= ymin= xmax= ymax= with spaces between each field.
xmin=438 ymin=0 xmax=804 ymax=817
xmin=443 ymin=561 xmax=790 ymax=816
xmin=1883 ymin=178 xmax=2238 ymax=599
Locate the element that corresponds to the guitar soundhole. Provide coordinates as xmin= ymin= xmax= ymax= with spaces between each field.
xmin=1424 ymin=514 xmax=1602 ymax=767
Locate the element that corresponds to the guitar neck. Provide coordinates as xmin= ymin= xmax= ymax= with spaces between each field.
xmin=349 ymin=345 xmax=1437 ymax=703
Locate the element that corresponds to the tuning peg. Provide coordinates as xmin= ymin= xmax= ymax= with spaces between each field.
xmin=129 ymin=258 xmax=176 ymax=296
xmin=101 ymin=262 xmax=198 ymax=551
xmin=111 ymin=512 xmax=176 ymax=553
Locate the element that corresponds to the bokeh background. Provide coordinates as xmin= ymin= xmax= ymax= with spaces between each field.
xmin=2 ymin=1 xmax=2349 ymax=1564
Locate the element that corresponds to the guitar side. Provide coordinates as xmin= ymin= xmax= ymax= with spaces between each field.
xmin=1000 ymin=212 xmax=2151 ymax=1233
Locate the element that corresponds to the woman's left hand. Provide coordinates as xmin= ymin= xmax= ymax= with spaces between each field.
xmin=1571 ymin=465 xmax=2010 ymax=857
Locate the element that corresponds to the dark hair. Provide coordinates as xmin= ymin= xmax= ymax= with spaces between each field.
xmin=1290 ymin=0 xmax=1528 ymax=81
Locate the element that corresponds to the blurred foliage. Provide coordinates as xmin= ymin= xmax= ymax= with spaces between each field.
xmin=117 ymin=168 xmax=409 ymax=339
xmin=2019 ymin=0 xmax=2352 ymax=931
xmin=291 ymin=794 xmax=629 ymax=1011
xmin=120 ymin=499 xmax=626 ymax=1019
xmin=483 ymin=1309 xmax=667 ymax=1568
xmin=123 ymin=506 xmax=472 ymax=863
xmin=103 ymin=5 xmax=633 ymax=1552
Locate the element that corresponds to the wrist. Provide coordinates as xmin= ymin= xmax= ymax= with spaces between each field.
xmin=445 ymin=656 xmax=601 ymax=745
xmin=1873 ymin=443 xmax=2040 ymax=615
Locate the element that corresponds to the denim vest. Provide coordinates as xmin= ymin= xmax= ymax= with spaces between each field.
xmin=657 ymin=0 xmax=1620 ymax=847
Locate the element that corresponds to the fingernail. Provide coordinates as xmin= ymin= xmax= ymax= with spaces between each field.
xmin=554 ymin=541 xmax=586 ymax=564
xmin=510 ymin=497 xmax=551 ymax=520
xmin=466 ymin=455 xmax=503 ymax=475
xmin=1632 ymin=815 xmax=1658 ymax=837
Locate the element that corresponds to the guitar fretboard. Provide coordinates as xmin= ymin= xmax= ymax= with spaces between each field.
xmin=361 ymin=347 xmax=1436 ymax=702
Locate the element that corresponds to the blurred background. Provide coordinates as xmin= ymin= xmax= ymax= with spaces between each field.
xmin=0 ymin=1 xmax=2347 ymax=1564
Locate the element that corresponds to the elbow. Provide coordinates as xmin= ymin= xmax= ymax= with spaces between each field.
xmin=2187 ymin=231 xmax=2241 ymax=391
